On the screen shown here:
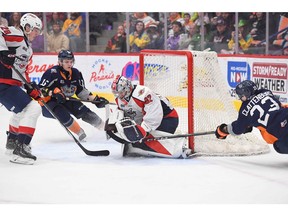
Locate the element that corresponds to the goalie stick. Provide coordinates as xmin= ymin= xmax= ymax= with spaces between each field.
xmin=12 ymin=65 xmax=110 ymax=157
xmin=143 ymin=131 xmax=215 ymax=142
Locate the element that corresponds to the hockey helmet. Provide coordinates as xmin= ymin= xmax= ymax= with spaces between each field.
xmin=58 ymin=50 xmax=75 ymax=62
xmin=20 ymin=13 xmax=43 ymax=35
xmin=111 ymin=75 xmax=133 ymax=100
xmin=235 ymin=80 xmax=258 ymax=101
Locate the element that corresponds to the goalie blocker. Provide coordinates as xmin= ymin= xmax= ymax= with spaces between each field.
xmin=105 ymin=108 xmax=190 ymax=158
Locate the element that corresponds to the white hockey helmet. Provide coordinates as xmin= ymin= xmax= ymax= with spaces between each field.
xmin=111 ymin=75 xmax=133 ymax=100
xmin=20 ymin=13 xmax=43 ymax=35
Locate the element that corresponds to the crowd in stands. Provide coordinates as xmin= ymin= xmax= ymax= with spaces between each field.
xmin=0 ymin=12 xmax=287 ymax=55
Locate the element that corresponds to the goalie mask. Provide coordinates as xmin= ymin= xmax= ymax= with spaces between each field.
xmin=111 ymin=75 xmax=133 ymax=100
xmin=235 ymin=80 xmax=258 ymax=101
xmin=20 ymin=13 xmax=43 ymax=35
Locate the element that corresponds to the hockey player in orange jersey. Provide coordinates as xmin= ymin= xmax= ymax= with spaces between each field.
xmin=215 ymin=80 xmax=288 ymax=154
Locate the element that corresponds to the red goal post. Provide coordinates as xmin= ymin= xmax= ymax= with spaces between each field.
xmin=140 ymin=50 xmax=195 ymax=150
xmin=139 ymin=49 xmax=269 ymax=156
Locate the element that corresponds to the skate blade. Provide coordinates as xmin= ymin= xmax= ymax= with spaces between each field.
xmin=10 ymin=155 xmax=35 ymax=165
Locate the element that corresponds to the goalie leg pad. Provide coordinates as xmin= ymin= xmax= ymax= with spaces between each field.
xmin=123 ymin=130 xmax=187 ymax=158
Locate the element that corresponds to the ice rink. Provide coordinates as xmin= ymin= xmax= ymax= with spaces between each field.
xmin=0 ymin=102 xmax=287 ymax=215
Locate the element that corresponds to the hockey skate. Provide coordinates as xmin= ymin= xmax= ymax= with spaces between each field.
xmin=77 ymin=128 xmax=87 ymax=142
xmin=10 ymin=141 xmax=37 ymax=165
xmin=5 ymin=131 xmax=17 ymax=155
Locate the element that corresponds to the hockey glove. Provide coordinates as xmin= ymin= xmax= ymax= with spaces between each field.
xmin=24 ymin=82 xmax=42 ymax=100
xmin=215 ymin=123 xmax=229 ymax=139
xmin=52 ymin=87 xmax=66 ymax=103
xmin=0 ymin=50 xmax=16 ymax=67
xmin=93 ymin=95 xmax=109 ymax=108
xmin=104 ymin=119 xmax=117 ymax=132
xmin=243 ymin=126 xmax=253 ymax=134
xmin=115 ymin=118 xmax=147 ymax=143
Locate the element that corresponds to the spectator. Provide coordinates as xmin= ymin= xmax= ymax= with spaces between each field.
xmin=182 ymin=12 xmax=199 ymax=22
xmin=168 ymin=12 xmax=184 ymax=36
xmin=62 ymin=12 xmax=84 ymax=52
xmin=129 ymin=20 xmax=150 ymax=53
xmin=179 ymin=23 xmax=201 ymax=50
xmin=105 ymin=24 xmax=127 ymax=53
xmin=0 ymin=12 xmax=8 ymax=26
xmin=207 ymin=16 xmax=231 ymax=53
xmin=135 ymin=12 xmax=159 ymax=29
xmin=47 ymin=21 xmax=69 ymax=53
xmin=249 ymin=12 xmax=266 ymax=41
xmin=193 ymin=12 xmax=210 ymax=27
xmin=183 ymin=13 xmax=194 ymax=33
xmin=47 ymin=12 xmax=64 ymax=35
xmin=209 ymin=12 xmax=222 ymax=31
xmin=221 ymin=19 xmax=253 ymax=54
xmin=145 ymin=24 xmax=164 ymax=49
xmin=129 ymin=12 xmax=159 ymax=33
xmin=221 ymin=12 xmax=235 ymax=32
xmin=167 ymin=21 xmax=185 ymax=50
xmin=8 ymin=12 xmax=21 ymax=29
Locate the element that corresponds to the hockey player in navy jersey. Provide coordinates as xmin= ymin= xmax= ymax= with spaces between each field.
xmin=105 ymin=75 xmax=189 ymax=158
xmin=215 ymin=80 xmax=288 ymax=154
xmin=38 ymin=50 xmax=109 ymax=141
xmin=0 ymin=13 xmax=43 ymax=164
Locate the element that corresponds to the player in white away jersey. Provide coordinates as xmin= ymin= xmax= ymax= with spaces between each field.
xmin=0 ymin=13 xmax=43 ymax=165
xmin=105 ymin=75 xmax=189 ymax=158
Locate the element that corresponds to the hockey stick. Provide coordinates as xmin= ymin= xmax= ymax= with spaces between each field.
xmin=12 ymin=65 xmax=109 ymax=156
xmin=65 ymin=97 xmax=116 ymax=105
xmin=143 ymin=131 xmax=215 ymax=142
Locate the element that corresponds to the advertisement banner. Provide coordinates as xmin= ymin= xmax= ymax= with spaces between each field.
xmin=30 ymin=54 xmax=287 ymax=102
xmin=219 ymin=56 xmax=288 ymax=103
xmin=29 ymin=54 xmax=139 ymax=94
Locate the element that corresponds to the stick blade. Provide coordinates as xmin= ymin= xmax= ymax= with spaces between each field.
xmin=85 ymin=150 xmax=110 ymax=156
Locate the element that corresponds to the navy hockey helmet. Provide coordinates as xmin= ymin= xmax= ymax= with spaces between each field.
xmin=235 ymin=80 xmax=258 ymax=101
xmin=111 ymin=75 xmax=133 ymax=100
xmin=58 ymin=50 xmax=75 ymax=62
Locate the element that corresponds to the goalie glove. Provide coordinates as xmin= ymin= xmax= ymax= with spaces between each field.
xmin=115 ymin=117 xmax=147 ymax=143
xmin=215 ymin=123 xmax=229 ymax=139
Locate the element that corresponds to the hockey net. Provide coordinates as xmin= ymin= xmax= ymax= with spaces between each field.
xmin=139 ymin=50 xmax=270 ymax=156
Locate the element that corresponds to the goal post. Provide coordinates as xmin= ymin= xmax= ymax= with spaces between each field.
xmin=139 ymin=49 xmax=270 ymax=156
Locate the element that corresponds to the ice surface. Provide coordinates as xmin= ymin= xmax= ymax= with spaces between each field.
xmin=0 ymin=103 xmax=287 ymax=215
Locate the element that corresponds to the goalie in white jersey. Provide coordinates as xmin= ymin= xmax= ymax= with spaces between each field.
xmin=105 ymin=75 xmax=189 ymax=158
